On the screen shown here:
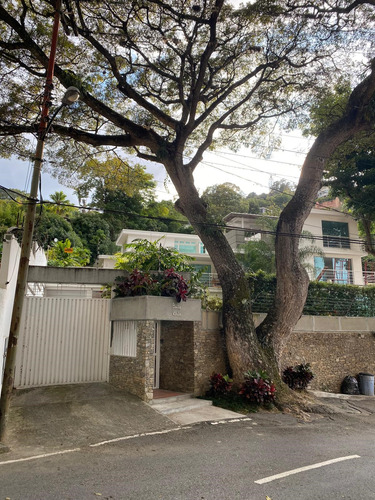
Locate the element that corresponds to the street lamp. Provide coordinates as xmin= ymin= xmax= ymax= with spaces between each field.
xmin=0 ymin=86 xmax=80 ymax=443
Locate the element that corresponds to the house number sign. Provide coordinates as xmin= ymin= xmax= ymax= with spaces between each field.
xmin=172 ymin=303 xmax=182 ymax=317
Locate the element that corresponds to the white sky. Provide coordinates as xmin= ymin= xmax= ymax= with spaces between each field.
xmin=0 ymin=130 xmax=312 ymax=205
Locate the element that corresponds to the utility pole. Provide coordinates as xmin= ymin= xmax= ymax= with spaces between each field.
xmin=0 ymin=0 xmax=78 ymax=442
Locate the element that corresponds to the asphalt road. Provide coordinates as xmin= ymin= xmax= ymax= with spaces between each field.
xmin=1 ymin=409 xmax=375 ymax=500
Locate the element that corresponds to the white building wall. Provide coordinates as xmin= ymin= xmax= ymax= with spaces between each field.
xmin=301 ymin=209 xmax=366 ymax=285
xmin=99 ymin=228 xmax=215 ymax=272
xmin=0 ymin=235 xmax=47 ymax=392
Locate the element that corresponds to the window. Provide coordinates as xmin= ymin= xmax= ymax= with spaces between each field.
xmin=111 ymin=321 xmax=137 ymax=357
xmin=191 ymin=264 xmax=212 ymax=285
xmin=199 ymin=242 xmax=206 ymax=254
xmin=314 ymin=256 xmax=353 ymax=284
xmin=174 ymin=240 xmax=198 ymax=253
xmin=322 ymin=221 xmax=350 ymax=249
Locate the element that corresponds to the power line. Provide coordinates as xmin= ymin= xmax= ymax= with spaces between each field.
xmin=0 ymin=181 xmax=372 ymax=247
xmin=31 ymin=199 xmax=368 ymax=247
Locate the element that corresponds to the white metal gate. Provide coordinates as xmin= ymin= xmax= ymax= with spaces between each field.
xmin=15 ymin=297 xmax=111 ymax=388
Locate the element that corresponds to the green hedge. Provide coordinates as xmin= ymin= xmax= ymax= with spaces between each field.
xmin=248 ymin=271 xmax=375 ymax=317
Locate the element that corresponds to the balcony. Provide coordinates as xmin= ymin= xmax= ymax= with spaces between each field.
xmin=363 ymin=271 xmax=375 ymax=285
xmin=200 ymin=273 xmax=221 ymax=288
xmin=312 ymin=269 xmax=375 ymax=286
xmin=315 ymin=267 xmax=354 ymax=285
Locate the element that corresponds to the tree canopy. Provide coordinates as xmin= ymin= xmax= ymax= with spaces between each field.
xmin=202 ymin=183 xmax=249 ymax=222
xmin=1 ymin=0 xmax=367 ymax=165
xmin=47 ymin=238 xmax=90 ymax=267
xmin=303 ymin=79 xmax=375 ymax=255
xmin=1 ymin=0 xmax=375 ymax=387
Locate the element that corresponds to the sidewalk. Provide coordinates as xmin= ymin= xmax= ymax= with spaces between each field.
xmin=309 ymin=390 xmax=375 ymax=417
xmin=2 ymin=384 xmax=375 ymax=461
xmin=1 ymin=383 xmax=242 ymax=460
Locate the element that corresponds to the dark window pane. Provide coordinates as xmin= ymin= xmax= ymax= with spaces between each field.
xmin=322 ymin=221 xmax=350 ymax=248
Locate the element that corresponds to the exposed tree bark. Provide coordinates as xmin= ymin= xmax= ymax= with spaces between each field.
xmin=0 ymin=0 xmax=374 ymax=388
xmin=257 ymin=58 xmax=375 ymax=363
xmin=164 ymin=157 xmax=268 ymax=382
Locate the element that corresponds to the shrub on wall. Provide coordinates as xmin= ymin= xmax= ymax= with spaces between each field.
xmin=248 ymin=271 xmax=375 ymax=317
xmin=114 ymin=268 xmax=189 ymax=302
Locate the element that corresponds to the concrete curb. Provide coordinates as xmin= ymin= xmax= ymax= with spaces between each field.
xmin=310 ymin=390 xmax=375 ymax=400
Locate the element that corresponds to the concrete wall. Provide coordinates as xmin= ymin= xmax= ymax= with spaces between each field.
xmin=109 ymin=320 xmax=155 ymax=402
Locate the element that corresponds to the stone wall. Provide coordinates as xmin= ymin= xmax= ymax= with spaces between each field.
xmin=193 ymin=312 xmax=227 ymax=396
xmin=109 ymin=312 xmax=375 ymax=399
xmin=278 ymin=315 xmax=375 ymax=392
xmin=160 ymin=314 xmax=227 ymax=395
xmin=109 ymin=320 xmax=154 ymax=401
xmin=240 ymin=313 xmax=375 ymax=392
xmin=280 ymin=330 xmax=375 ymax=392
xmin=159 ymin=321 xmax=195 ymax=393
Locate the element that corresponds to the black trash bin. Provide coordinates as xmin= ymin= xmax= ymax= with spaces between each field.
xmin=358 ymin=373 xmax=374 ymax=396
xmin=341 ymin=376 xmax=360 ymax=395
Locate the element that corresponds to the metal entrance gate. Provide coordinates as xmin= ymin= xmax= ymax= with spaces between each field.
xmin=15 ymin=297 xmax=110 ymax=388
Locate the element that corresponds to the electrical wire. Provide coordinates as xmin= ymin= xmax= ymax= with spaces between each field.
xmin=31 ymin=198 xmax=368 ymax=247
xmin=0 ymin=186 xmax=32 ymax=203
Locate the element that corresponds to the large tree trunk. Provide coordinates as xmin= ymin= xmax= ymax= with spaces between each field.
xmin=170 ymin=162 xmax=270 ymax=382
xmin=257 ymin=59 xmax=375 ymax=365
xmin=166 ymin=59 xmax=375 ymax=384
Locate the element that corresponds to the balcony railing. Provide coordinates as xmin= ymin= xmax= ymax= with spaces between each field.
xmin=200 ymin=273 xmax=221 ymax=288
xmin=315 ymin=268 xmax=354 ymax=285
xmin=363 ymin=271 xmax=375 ymax=285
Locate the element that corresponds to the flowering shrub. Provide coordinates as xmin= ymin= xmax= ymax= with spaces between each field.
xmin=239 ymin=370 xmax=276 ymax=404
xmin=282 ymin=363 xmax=314 ymax=390
xmin=113 ymin=268 xmax=190 ymax=302
xmin=113 ymin=269 xmax=156 ymax=297
xmin=206 ymin=373 xmax=233 ymax=397
xmin=158 ymin=268 xmax=189 ymax=302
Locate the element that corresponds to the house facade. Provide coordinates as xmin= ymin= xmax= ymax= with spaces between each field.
xmin=302 ymin=207 xmax=366 ymax=285
xmin=98 ymin=228 xmax=219 ymax=289
xmin=224 ymin=206 xmax=367 ymax=286
xmin=99 ymin=207 xmax=368 ymax=287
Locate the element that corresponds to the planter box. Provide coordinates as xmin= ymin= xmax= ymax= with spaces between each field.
xmin=110 ymin=296 xmax=202 ymax=322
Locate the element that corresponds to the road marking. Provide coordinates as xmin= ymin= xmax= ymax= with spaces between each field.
xmin=210 ymin=417 xmax=253 ymax=425
xmin=90 ymin=426 xmax=191 ymax=447
xmin=0 ymin=427 xmax=192 ymax=463
xmin=0 ymin=448 xmax=81 ymax=466
xmin=254 ymin=455 xmax=361 ymax=484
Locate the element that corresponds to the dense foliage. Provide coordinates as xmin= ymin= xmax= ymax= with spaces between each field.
xmin=282 ymin=364 xmax=314 ymax=390
xmin=113 ymin=268 xmax=190 ymax=302
xmin=303 ymin=81 xmax=375 ymax=255
xmin=249 ymin=271 xmax=375 ymax=317
xmin=47 ymin=238 xmax=90 ymax=267
xmin=70 ymin=211 xmax=116 ymax=264
xmin=115 ymin=238 xmax=194 ymax=273
xmin=206 ymin=373 xmax=233 ymax=398
xmin=239 ymin=370 xmax=276 ymax=404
